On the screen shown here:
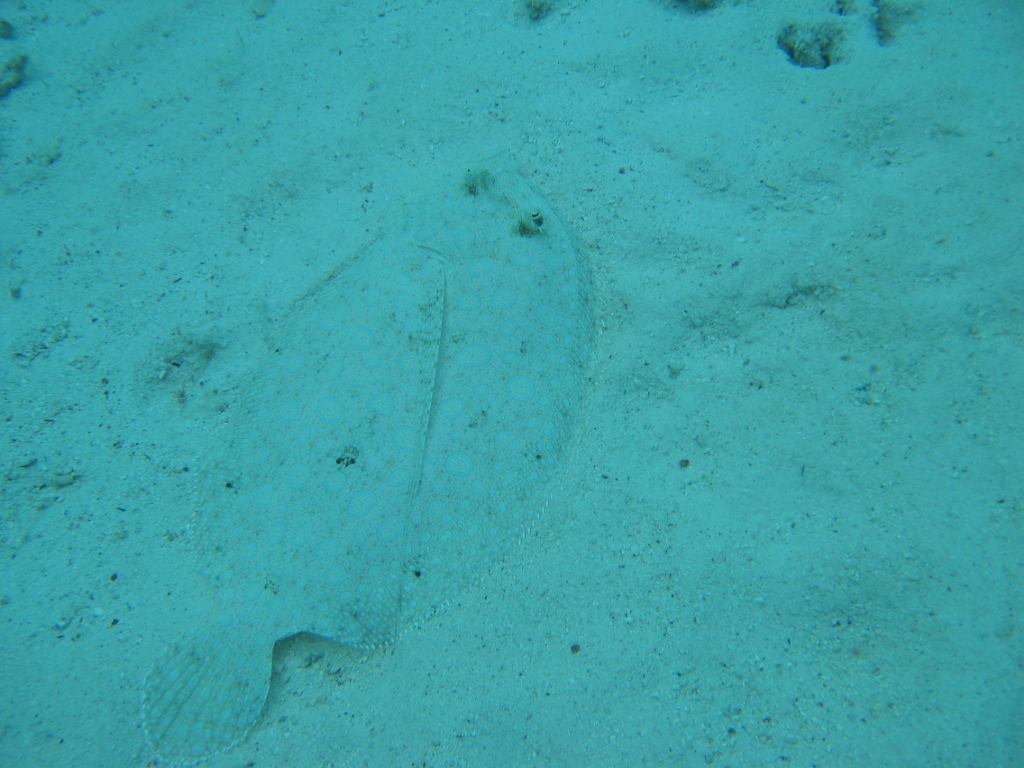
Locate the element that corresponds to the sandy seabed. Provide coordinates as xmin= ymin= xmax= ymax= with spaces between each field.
xmin=1 ymin=1 xmax=1021 ymax=766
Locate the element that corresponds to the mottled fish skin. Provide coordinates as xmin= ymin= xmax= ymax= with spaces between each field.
xmin=142 ymin=159 xmax=592 ymax=765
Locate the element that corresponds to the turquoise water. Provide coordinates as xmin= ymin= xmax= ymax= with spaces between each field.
xmin=0 ymin=2 xmax=1020 ymax=766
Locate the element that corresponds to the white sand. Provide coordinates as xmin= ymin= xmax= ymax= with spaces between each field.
xmin=1 ymin=1 xmax=1021 ymax=766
